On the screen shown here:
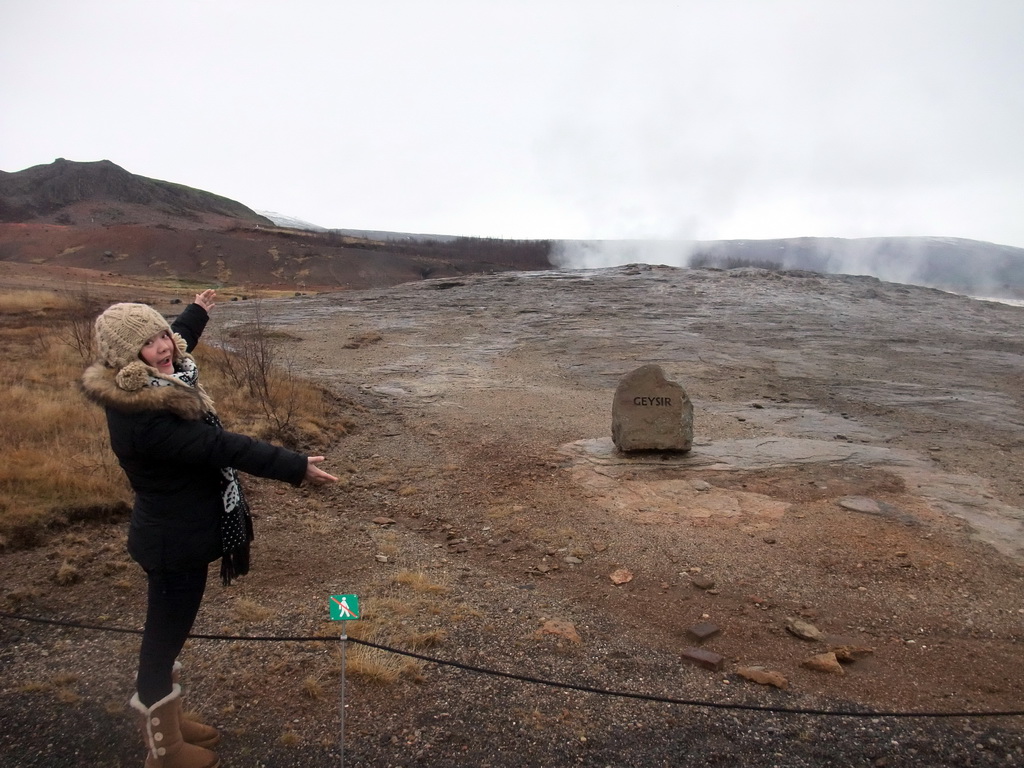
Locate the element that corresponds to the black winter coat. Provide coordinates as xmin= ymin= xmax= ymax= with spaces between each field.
xmin=81 ymin=303 xmax=307 ymax=572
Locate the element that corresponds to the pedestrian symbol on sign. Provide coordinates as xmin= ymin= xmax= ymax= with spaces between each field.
xmin=329 ymin=594 xmax=360 ymax=621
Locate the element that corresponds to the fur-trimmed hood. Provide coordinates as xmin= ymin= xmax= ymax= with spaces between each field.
xmin=81 ymin=361 xmax=211 ymax=420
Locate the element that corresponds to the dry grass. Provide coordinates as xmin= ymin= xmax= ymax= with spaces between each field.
xmin=54 ymin=561 xmax=79 ymax=585
xmin=302 ymin=676 xmax=325 ymax=700
xmin=0 ymin=288 xmax=347 ymax=551
xmin=394 ymin=569 xmax=450 ymax=595
xmin=0 ymin=291 xmax=127 ymax=547
xmin=55 ymin=688 xmax=81 ymax=705
xmin=342 ymin=622 xmax=422 ymax=685
xmin=278 ymin=730 xmax=302 ymax=746
xmin=337 ymin=569 xmax=455 ymax=684
xmin=232 ymin=598 xmax=275 ymax=624
xmin=0 ymin=290 xmax=79 ymax=314
xmin=16 ymin=681 xmax=50 ymax=693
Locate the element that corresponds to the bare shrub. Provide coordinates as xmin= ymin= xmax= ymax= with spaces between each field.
xmin=50 ymin=284 xmax=104 ymax=361
xmin=200 ymin=300 xmax=334 ymax=446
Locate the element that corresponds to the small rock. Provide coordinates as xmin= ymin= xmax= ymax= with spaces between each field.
xmin=786 ymin=618 xmax=824 ymax=641
xmin=372 ymin=517 xmax=396 ymax=526
xmin=736 ymin=666 xmax=788 ymax=689
xmin=609 ymin=568 xmax=634 ymax=585
xmin=375 ymin=554 xmax=389 ymax=563
xmin=563 ymin=556 xmax=583 ymax=565
xmin=692 ymin=480 xmax=712 ymax=491
xmin=691 ymin=575 xmax=716 ymax=590
xmin=831 ymin=645 xmax=875 ymax=662
xmin=802 ymin=652 xmax=845 ymax=674
xmin=534 ymin=619 xmax=582 ymax=644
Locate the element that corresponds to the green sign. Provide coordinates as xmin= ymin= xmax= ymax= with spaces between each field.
xmin=329 ymin=594 xmax=360 ymax=621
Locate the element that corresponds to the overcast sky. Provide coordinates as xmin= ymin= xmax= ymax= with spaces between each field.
xmin=2 ymin=1 xmax=1023 ymax=247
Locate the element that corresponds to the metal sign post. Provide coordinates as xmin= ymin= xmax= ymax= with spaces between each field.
xmin=329 ymin=594 xmax=360 ymax=768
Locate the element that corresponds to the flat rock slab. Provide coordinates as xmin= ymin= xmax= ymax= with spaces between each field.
xmin=838 ymin=496 xmax=882 ymax=513
xmin=559 ymin=436 xmax=1024 ymax=561
xmin=562 ymin=435 xmax=928 ymax=472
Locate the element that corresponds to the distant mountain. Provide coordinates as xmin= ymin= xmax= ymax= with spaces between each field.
xmin=258 ymin=213 xmax=464 ymax=244
xmin=0 ymin=158 xmax=273 ymax=228
xmin=257 ymin=211 xmax=327 ymax=231
xmin=691 ymin=236 xmax=1024 ymax=301
xmin=553 ymin=236 xmax=1024 ymax=301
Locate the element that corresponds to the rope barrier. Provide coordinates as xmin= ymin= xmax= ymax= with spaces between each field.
xmin=2 ymin=610 xmax=1022 ymax=720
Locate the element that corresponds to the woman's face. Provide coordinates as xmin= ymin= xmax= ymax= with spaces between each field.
xmin=139 ymin=330 xmax=175 ymax=374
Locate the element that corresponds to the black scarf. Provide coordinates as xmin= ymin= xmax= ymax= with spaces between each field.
xmin=203 ymin=410 xmax=255 ymax=585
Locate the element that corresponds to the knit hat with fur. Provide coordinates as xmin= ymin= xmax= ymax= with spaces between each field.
xmin=94 ymin=302 xmax=175 ymax=370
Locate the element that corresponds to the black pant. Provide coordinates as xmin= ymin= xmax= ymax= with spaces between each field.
xmin=136 ymin=565 xmax=208 ymax=707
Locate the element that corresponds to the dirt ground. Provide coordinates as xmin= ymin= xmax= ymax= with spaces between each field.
xmin=1 ymin=263 xmax=1023 ymax=767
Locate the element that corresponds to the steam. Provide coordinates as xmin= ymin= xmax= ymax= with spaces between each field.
xmin=549 ymin=236 xmax=1024 ymax=302
xmin=550 ymin=240 xmax=697 ymax=270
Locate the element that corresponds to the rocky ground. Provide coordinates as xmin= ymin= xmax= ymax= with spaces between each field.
xmin=1 ymin=264 xmax=1023 ymax=767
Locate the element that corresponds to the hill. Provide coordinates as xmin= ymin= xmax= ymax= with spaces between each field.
xmin=0 ymin=158 xmax=273 ymax=228
xmin=0 ymin=159 xmax=554 ymax=293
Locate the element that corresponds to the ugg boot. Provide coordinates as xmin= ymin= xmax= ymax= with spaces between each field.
xmin=130 ymin=685 xmax=220 ymax=768
xmin=171 ymin=662 xmax=221 ymax=748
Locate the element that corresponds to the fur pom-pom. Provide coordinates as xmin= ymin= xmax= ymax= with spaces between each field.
xmin=172 ymin=333 xmax=188 ymax=356
xmin=115 ymin=361 xmax=152 ymax=391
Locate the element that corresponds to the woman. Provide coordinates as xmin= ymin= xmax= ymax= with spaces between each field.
xmin=81 ymin=290 xmax=336 ymax=768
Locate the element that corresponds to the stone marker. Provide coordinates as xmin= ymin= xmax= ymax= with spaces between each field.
xmin=611 ymin=364 xmax=693 ymax=452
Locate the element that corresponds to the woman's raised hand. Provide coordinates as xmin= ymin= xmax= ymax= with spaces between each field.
xmin=194 ymin=289 xmax=217 ymax=312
